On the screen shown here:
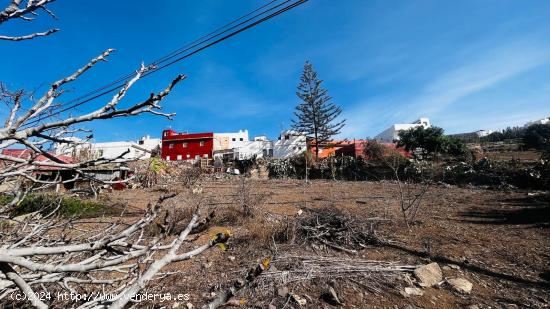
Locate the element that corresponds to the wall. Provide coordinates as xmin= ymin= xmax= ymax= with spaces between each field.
xmin=161 ymin=130 xmax=214 ymax=161
xmin=214 ymin=130 xmax=249 ymax=150
xmin=273 ymin=130 xmax=307 ymax=158
xmin=374 ymin=118 xmax=431 ymax=143
xmin=233 ymin=140 xmax=273 ymax=160
xmin=55 ymin=136 xmax=160 ymax=160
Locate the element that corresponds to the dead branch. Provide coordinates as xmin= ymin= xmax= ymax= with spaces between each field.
xmin=0 ymin=0 xmax=58 ymax=41
xmin=0 ymin=194 xmax=231 ymax=308
xmin=204 ymin=257 xmax=271 ymax=309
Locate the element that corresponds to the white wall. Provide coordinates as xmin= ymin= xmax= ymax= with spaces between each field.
xmin=374 ymin=118 xmax=431 ymax=143
xmin=54 ymin=136 xmax=161 ymax=160
xmin=273 ymin=130 xmax=307 ymax=158
xmin=227 ymin=130 xmax=306 ymax=160
xmin=234 ymin=140 xmax=273 ymax=160
xmin=214 ymin=130 xmax=249 ymax=150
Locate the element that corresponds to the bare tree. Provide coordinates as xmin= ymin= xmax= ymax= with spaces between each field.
xmin=390 ymin=159 xmax=431 ymax=228
xmin=0 ymin=48 xmax=184 ymax=212
xmin=364 ymin=141 xmax=431 ymax=228
xmin=0 ymin=194 xmax=229 ymax=308
xmin=0 ymin=0 xmax=59 ymax=41
xmin=0 ymin=4 xmax=232 ymax=308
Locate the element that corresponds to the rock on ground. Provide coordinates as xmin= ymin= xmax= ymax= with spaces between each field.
xmin=401 ymin=287 xmax=425 ymax=297
xmin=414 ymin=262 xmax=443 ymax=287
xmin=446 ymin=277 xmax=473 ymax=294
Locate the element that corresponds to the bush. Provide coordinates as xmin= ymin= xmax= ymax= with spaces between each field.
xmin=524 ymin=124 xmax=550 ymax=150
xmin=442 ymin=157 xmax=549 ymax=189
xmin=397 ymin=126 xmax=467 ymax=159
xmin=2 ymin=194 xmax=108 ymax=218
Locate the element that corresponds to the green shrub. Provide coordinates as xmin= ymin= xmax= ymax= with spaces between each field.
xmin=3 ymin=194 xmax=108 ymax=218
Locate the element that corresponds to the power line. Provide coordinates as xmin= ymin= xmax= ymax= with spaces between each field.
xmin=60 ymin=0 xmax=283 ymax=105
xmin=25 ymin=0 xmax=307 ymax=127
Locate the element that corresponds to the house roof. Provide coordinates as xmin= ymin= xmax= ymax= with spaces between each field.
xmin=162 ymin=131 xmax=214 ymax=141
xmin=1 ymin=149 xmax=74 ymax=170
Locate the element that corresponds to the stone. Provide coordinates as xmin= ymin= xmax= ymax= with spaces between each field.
xmin=448 ymin=264 xmax=461 ymax=270
xmin=414 ymin=262 xmax=443 ymax=287
xmin=228 ymin=255 xmax=236 ymax=261
xmin=185 ymin=302 xmax=194 ymax=309
xmin=289 ymin=293 xmax=307 ymax=306
xmin=447 ymin=278 xmax=473 ymax=294
xmin=268 ymin=305 xmax=277 ymax=309
xmin=466 ymin=305 xmax=480 ymax=309
xmin=277 ymin=286 xmax=289 ymax=297
xmin=401 ymin=287 xmax=424 ymax=297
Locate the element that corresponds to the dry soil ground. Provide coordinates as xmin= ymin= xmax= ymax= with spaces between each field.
xmin=103 ymin=178 xmax=550 ymax=309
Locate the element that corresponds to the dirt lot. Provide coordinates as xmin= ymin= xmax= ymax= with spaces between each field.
xmin=103 ymin=178 xmax=550 ymax=308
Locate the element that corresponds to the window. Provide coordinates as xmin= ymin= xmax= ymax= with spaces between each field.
xmin=138 ymin=140 xmax=144 ymax=145
xmin=166 ymin=155 xmax=170 ymax=161
xmin=182 ymin=142 xmax=188 ymax=148
xmin=186 ymin=154 xmax=190 ymax=159
xmin=200 ymin=141 xmax=205 ymax=147
xmin=203 ymin=154 xmax=208 ymax=158
xmin=232 ymin=138 xmax=236 ymax=142
xmin=285 ymin=135 xmax=290 ymax=140
xmin=177 ymin=155 xmax=182 ymax=160
xmin=239 ymin=138 xmax=243 ymax=141
xmin=168 ymin=143 xmax=174 ymax=149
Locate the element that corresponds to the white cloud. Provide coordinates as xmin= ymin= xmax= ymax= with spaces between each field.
xmin=342 ymin=38 xmax=550 ymax=138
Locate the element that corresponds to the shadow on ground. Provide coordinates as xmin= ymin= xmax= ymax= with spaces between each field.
xmin=459 ymin=193 xmax=550 ymax=228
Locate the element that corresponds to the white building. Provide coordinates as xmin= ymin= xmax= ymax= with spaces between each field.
xmin=273 ymin=130 xmax=307 ymax=158
xmin=525 ymin=117 xmax=550 ymax=127
xmin=213 ymin=130 xmax=249 ymax=151
xmin=374 ymin=118 xmax=431 ymax=143
xmin=474 ymin=130 xmax=493 ymax=137
xmin=217 ymin=130 xmax=307 ymax=160
xmin=233 ymin=140 xmax=273 ymax=160
xmin=55 ymin=136 xmax=161 ymax=161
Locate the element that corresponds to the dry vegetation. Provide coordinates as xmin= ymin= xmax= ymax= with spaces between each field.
xmin=95 ymin=178 xmax=549 ymax=308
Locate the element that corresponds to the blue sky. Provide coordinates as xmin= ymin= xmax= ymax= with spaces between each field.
xmin=1 ymin=0 xmax=550 ymax=142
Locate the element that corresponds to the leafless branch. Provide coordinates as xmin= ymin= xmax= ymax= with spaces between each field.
xmin=0 ymin=0 xmax=58 ymax=40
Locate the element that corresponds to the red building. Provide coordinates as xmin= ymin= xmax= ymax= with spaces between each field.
xmin=334 ymin=140 xmax=412 ymax=159
xmin=161 ymin=129 xmax=214 ymax=161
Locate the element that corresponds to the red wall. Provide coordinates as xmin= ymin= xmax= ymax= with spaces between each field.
xmin=161 ymin=130 xmax=214 ymax=161
xmin=335 ymin=141 xmax=412 ymax=159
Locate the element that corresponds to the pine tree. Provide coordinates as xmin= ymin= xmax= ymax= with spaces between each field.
xmin=292 ymin=61 xmax=345 ymax=160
